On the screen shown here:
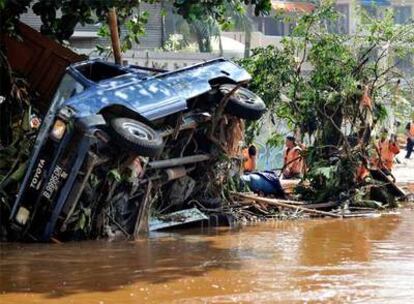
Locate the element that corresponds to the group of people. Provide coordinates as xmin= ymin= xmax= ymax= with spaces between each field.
xmin=242 ymin=136 xmax=304 ymax=179
xmin=240 ymin=116 xmax=414 ymax=197
xmin=365 ymin=117 xmax=414 ymax=179
xmin=240 ymin=136 xmax=304 ymax=197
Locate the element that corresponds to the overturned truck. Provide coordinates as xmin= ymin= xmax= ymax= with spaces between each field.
xmin=8 ymin=59 xmax=266 ymax=242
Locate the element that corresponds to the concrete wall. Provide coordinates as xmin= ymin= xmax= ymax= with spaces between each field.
xmin=222 ymin=31 xmax=283 ymax=48
xmin=120 ymin=51 xmax=224 ymax=70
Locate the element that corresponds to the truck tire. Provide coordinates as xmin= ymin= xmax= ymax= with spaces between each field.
xmin=109 ymin=118 xmax=163 ymax=157
xmin=219 ymin=84 xmax=266 ymax=120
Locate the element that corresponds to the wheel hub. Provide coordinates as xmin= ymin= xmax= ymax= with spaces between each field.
xmin=123 ymin=122 xmax=151 ymax=140
xmin=221 ymin=86 xmax=256 ymax=105
xmin=236 ymin=92 xmax=255 ymax=104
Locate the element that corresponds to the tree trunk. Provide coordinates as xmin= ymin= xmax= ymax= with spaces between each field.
xmin=218 ymin=31 xmax=224 ymax=56
xmin=107 ymin=8 xmax=122 ymax=65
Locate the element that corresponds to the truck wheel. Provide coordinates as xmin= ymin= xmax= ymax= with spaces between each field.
xmin=109 ymin=118 xmax=163 ymax=157
xmin=219 ymin=84 xmax=266 ymax=120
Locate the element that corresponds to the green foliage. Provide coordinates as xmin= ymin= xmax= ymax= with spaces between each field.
xmin=239 ymin=1 xmax=414 ymax=203
xmin=163 ymin=33 xmax=189 ymax=52
xmin=238 ymin=46 xmax=293 ymax=112
xmin=1 ymin=0 xmax=271 ymax=53
xmin=0 ymin=0 xmax=32 ymax=36
xmin=122 ymin=11 xmax=149 ymax=51
xmin=174 ymin=0 xmax=270 ymax=24
xmin=266 ymin=132 xmax=284 ymax=148
xmin=175 ymin=1 xmax=270 ymax=53
xmin=96 ymin=9 xmax=149 ymax=55
xmin=108 ymin=169 xmax=122 ymax=182
xmin=297 ymin=154 xmax=359 ymax=203
xmin=188 ymin=17 xmax=218 ymax=53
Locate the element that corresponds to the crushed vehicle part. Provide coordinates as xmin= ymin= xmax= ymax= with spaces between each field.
xmin=148 ymin=154 xmax=211 ymax=169
xmin=164 ymin=167 xmax=187 ymax=181
xmin=8 ymin=58 xmax=266 ymax=242
xmin=168 ymin=176 xmax=196 ymax=209
xmin=149 ymin=208 xmax=208 ymax=231
xmin=108 ymin=118 xmax=164 ymax=157
xmin=218 ymin=84 xmax=266 ymax=120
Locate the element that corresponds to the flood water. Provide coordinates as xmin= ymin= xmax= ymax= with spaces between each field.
xmin=1 ymin=210 xmax=414 ymax=303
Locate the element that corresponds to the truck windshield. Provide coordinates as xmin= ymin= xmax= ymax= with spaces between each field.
xmin=52 ymin=73 xmax=85 ymax=105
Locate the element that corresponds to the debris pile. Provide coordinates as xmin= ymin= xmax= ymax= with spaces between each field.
xmin=1 ymin=57 xmax=270 ymax=242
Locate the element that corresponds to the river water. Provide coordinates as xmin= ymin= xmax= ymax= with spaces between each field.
xmin=1 ymin=210 xmax=414 ymax=303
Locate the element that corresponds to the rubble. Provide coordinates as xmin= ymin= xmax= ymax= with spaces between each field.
xmin=231 ymin=192 xmax=342 ymax=218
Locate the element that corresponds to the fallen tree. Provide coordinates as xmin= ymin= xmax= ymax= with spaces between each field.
xmin=239 ymin=1 xmax=414 ymax=207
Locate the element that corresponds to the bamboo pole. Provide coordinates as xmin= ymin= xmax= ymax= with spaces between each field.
xmin=231 ymin=192 xmax=342 ymax=218
xmin=107 ymin=7 xmax=122 ymax=65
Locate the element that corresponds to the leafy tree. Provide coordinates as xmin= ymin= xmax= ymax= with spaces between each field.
xmin=240 ymin=1 xmax=414 ymax=204
xmin=1 ymin=0 xmax=271 ymax=46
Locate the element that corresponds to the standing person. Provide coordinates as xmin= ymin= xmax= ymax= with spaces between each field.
xmin=405 ymin=117 xmax=414 ymax=159
xmin=282 ymin=136 xmax=303 ymax=179
xmin=373 ymin=129 xmax=400 ymax=175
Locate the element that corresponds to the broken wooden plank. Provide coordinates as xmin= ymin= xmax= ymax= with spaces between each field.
xmin=341 ymin=213 xmax=381 ymax=218
xmin=134 ymin=180 xmax=153 ymax=238
xmin=302 ymin=201 xmax=339 ymax=209
xmin=232 ymin=192 xmax=306 ymax=206
xmin=370 ymin=169 xmax=406 ymax=197
xmin=231 ymin=192 xmax=342 ymax=218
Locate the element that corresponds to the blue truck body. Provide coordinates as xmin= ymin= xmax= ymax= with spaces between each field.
xmin=10 ymin=58 xmax=253 ymax=241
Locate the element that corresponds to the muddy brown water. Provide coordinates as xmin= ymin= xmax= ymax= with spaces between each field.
xmin=1 ymin=210 xmax=414 ymax=303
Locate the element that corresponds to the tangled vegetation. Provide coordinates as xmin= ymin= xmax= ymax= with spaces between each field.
xmin=240 ymin=1 xmax=414 ymax=205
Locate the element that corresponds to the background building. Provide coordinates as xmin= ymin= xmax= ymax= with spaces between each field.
xmin=19 ymin=1 xmax=414 ymax=72
xmin=224 ymin=0 xmax=414 ymax=76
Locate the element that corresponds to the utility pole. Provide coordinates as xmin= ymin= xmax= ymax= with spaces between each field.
xmin=107 ymin=8 xmax=122 ymax=65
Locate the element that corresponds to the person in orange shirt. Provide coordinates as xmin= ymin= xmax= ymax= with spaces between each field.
xmin=242 ymin=145 xmax=257 ymax=173
xmin=282 ymin=136 xmax=303 ymax=179
xmin=374 ymin=130 xmax=400 ymax=175
xmin=405 ymin=117 xmax=414 ymax=159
